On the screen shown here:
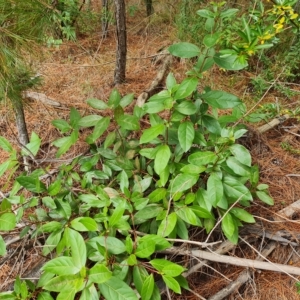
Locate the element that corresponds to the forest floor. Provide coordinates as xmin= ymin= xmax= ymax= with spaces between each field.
xmin=1 ymin=3 xmax=300 ymax=299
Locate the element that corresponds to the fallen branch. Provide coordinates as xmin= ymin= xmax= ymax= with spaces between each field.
xmin=136 ymin=52 xmax=172 ymax=107
xmin=257 ymin=114 xmax=290 ymax=133
xmin=164 ymin=247 xmax=300 ymax=276
xmin=23 ymin=91 xmax=62 ymax=107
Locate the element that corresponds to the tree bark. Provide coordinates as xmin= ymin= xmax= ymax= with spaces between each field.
xmin=13 ymin=100 xmax=29 ymax=146
xmin=101 ymin=0 xmax=109 ymax=38
xmin=145 ymin=0 xmax=153 ymax=16
xmin=114 ymin=0 xmax=127 ymax=85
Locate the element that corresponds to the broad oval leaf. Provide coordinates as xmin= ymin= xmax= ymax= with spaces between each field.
xmin=214 ymin=52 xmax=248 ymax=70
xmin=174 ymin=101 xmax=197 ymax=115
xmin=157 ymin=212 xmax=177 ymax=237
xmin=201 ymin=90 xmax=241 ymax=109
xmin=154 ymin=145 xmax=171 ymax=175
xmin=0 ymin=137 xmax=13 ymax=152
xmin=178 ymin=121 xmax=195 ymax=152
xmin=42 ymin=257 xmax=80 ymax=275
xmin=230 ymin=208 xmax=255 ymax=223
xmin=117 ymin=115 xmax=140 ymax=131
xmin=223 ymin=176 xmax=253 ymax=202
xmin=170 ymin=174 xmax=198 ymax=195
xmin=207 ymin=173 xmax=223 ymax=207
xmin=188 ymin=151 xmax=217 ymax=166
xmin=169 ymin=42 xmax=200 ymax=58
xmin=87 ymin=98 xmax=108 ymax=110
xmin=135 ymin=240 xmax=156 ymax=258
xmin=71 ymin=217 xmax=98 ymax=232
xmin=221 ymin=213 xmax=235 ymax=237
xmin=140 ymin=124 xmax=165 ymax=144
xmin=141 ymin=274 xmax=154 ymax=300
xmin=78 ymin=115 xmax=102 ymax=127
xmin=175 ymin=206 xmax=200 ymax=226
xmin=174 ymin=77 xmax=198 ymax=100
xmin=89 ymin=264 xmax=112 ymax=284
xmin=230 ymin=144 xmax=251 ymax=166
xmin=256 ymin=191 xmax=274 ymax=205
xmin=89 ymin=236 xmax=126 ymax=254
xmin=0 ymin=213 xmax=16 ymax=231
xmin=99 ymin=276 xmax=138 ymax=300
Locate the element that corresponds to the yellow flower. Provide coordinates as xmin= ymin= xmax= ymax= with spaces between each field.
xmin=290 ymin=13 xmax=298 ymax=20
xmin=279 ymin=16 xmax=285 ymax=24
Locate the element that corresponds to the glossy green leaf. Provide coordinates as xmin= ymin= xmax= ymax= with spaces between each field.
xmin=117 ymin=115 xmax=140 ymax=130
xmin=78 ymin=115 xmax=102 ymax=127
xmin=230 ymin=144 xmax=251 ymax=166
xmin=120 ymin=93 xmax=134 ymax=108
xmin=180 ymin=164 xmax=206 ymax=175
xmin=142 ymin=101 xmax=165 ymax=114
xmin=166 ymin=72 xmax=177 ymax=91
xmin=154 ymin=145 xmax=171 ymax=175
xmin=170 ymin=174 xmax=198 ymax=194
xmin=207 ymin=173 xmax=223 ymax=207
xmin=188 ymin=151 xmax=217 ymax=166
xmin=178 ymin=121 xmax=195 ymax=152
xmin=157 ymin=212 xmax=177 ymax=237
xmin=223 ymin=176 xmax=253 ymax=202
xmin=168 ymin=42 xmax=200 ymax=58
xmin=66 ymin=228 xmax=87 ymax=269
xmin=0 ymin=213 xmax=16 ymax=231
xmin=133 ymin=265 xmax=149 ymax=295
xmin=174 ymin=101 xmax=197 ymax=115
xmin=89 ymin=264 xmax=112 ymax=284
xmin=0 ymin=235 xmax=6 ymax=255
xmin=140 ymin=124 xmax=165 ymax=144
xmin=0 ymin=137 xmax=13 ymax=152
xmin=132 ymin=177 xmax=152 ymax=193
xmin=202 ymin=115 xmax=221 ymax=134
xmin=149 ymin=188 xmax=167 ymax=203
xmin=22 ymin=132 xmax=41 ymax=156
xmin=141 ymin=274 xmax=154 ymax=300
xmin=214 ymin=52 xmax=248 ymax=70
xmin=201 ymin=90 xmax=241 ymax=109
xmin=203 ymin=33 xmax=221 ymax=48
xmin=175 ymin=206 xmax=200 ymax=226
xmin=190 ymin=206 xmax=213 ymax=219
xmin=37 ymin=291 xmax=54 ymax=300
xmin=135 ymin=240 xmax=156 ymax=258
xmin=108 ymin=89 xmax=121 ymax=108
xmin=91 ymin=117 xmax=110 ymax=141
xmin=89 ymin=236 xmax=126 ymax=254
xmin=230 ymin=208 xmax=255 ymax=223
xmin=42 ymin=257 xmax=80 ymax=275
xmin=109 ymin=204 xmax=125 ymax=227
xmin=197 ymin=9 xmax=215 ymax=18
xmin=256 ymin=191 xmax=274 ymax=205
xmin=79 ymin=285 xmax=98 ymax=300
xmin=43 ymin=274 xmax=83 ymax=292
xmin=99 ymin=276 xmax=138 ymax=300
xmin=220 ymin=8 xmax=239 ymax=18
xmin=162 ymin=275 xmax=181 ymax=294
xmin=134 ymin=205 xmax=163 ymax=223
xmin=174 ymin=77 xmax=198 ymax=100
xmin=226 ymin=157 xmax=251 ymax=177
xmin=87 ymin=98 xmax=108 ymax=110
xmin=38 ymin=221 xmax=62 ymax=234
xmin=221 ymin=213 xmax=235 ymax=237
xmin=71 ymin=217 xmax=98 ymax=231
xmin=16 ymin=176 xmax=46 ymax=193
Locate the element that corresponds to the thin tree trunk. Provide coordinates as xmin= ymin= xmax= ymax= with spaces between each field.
xmin=145 ymin=0 xmax=153 ymax=16
xmin=114 ymin=0 xmax=127 ymax=85
xmin=13 ymin=100 xmax=29 ymax=146
xmin=101 ymin=0 xmax=109 ymax=38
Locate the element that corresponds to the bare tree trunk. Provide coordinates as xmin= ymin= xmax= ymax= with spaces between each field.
xmin=145 ymin=0 xmax=153 ymax=16
xmin=13 ymin=100 xmax=29 ymax=146
xmin=114 ymin=0 xmax=127 ymax=85
xmin=101 ymin=0 xmax=109 ymax=38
